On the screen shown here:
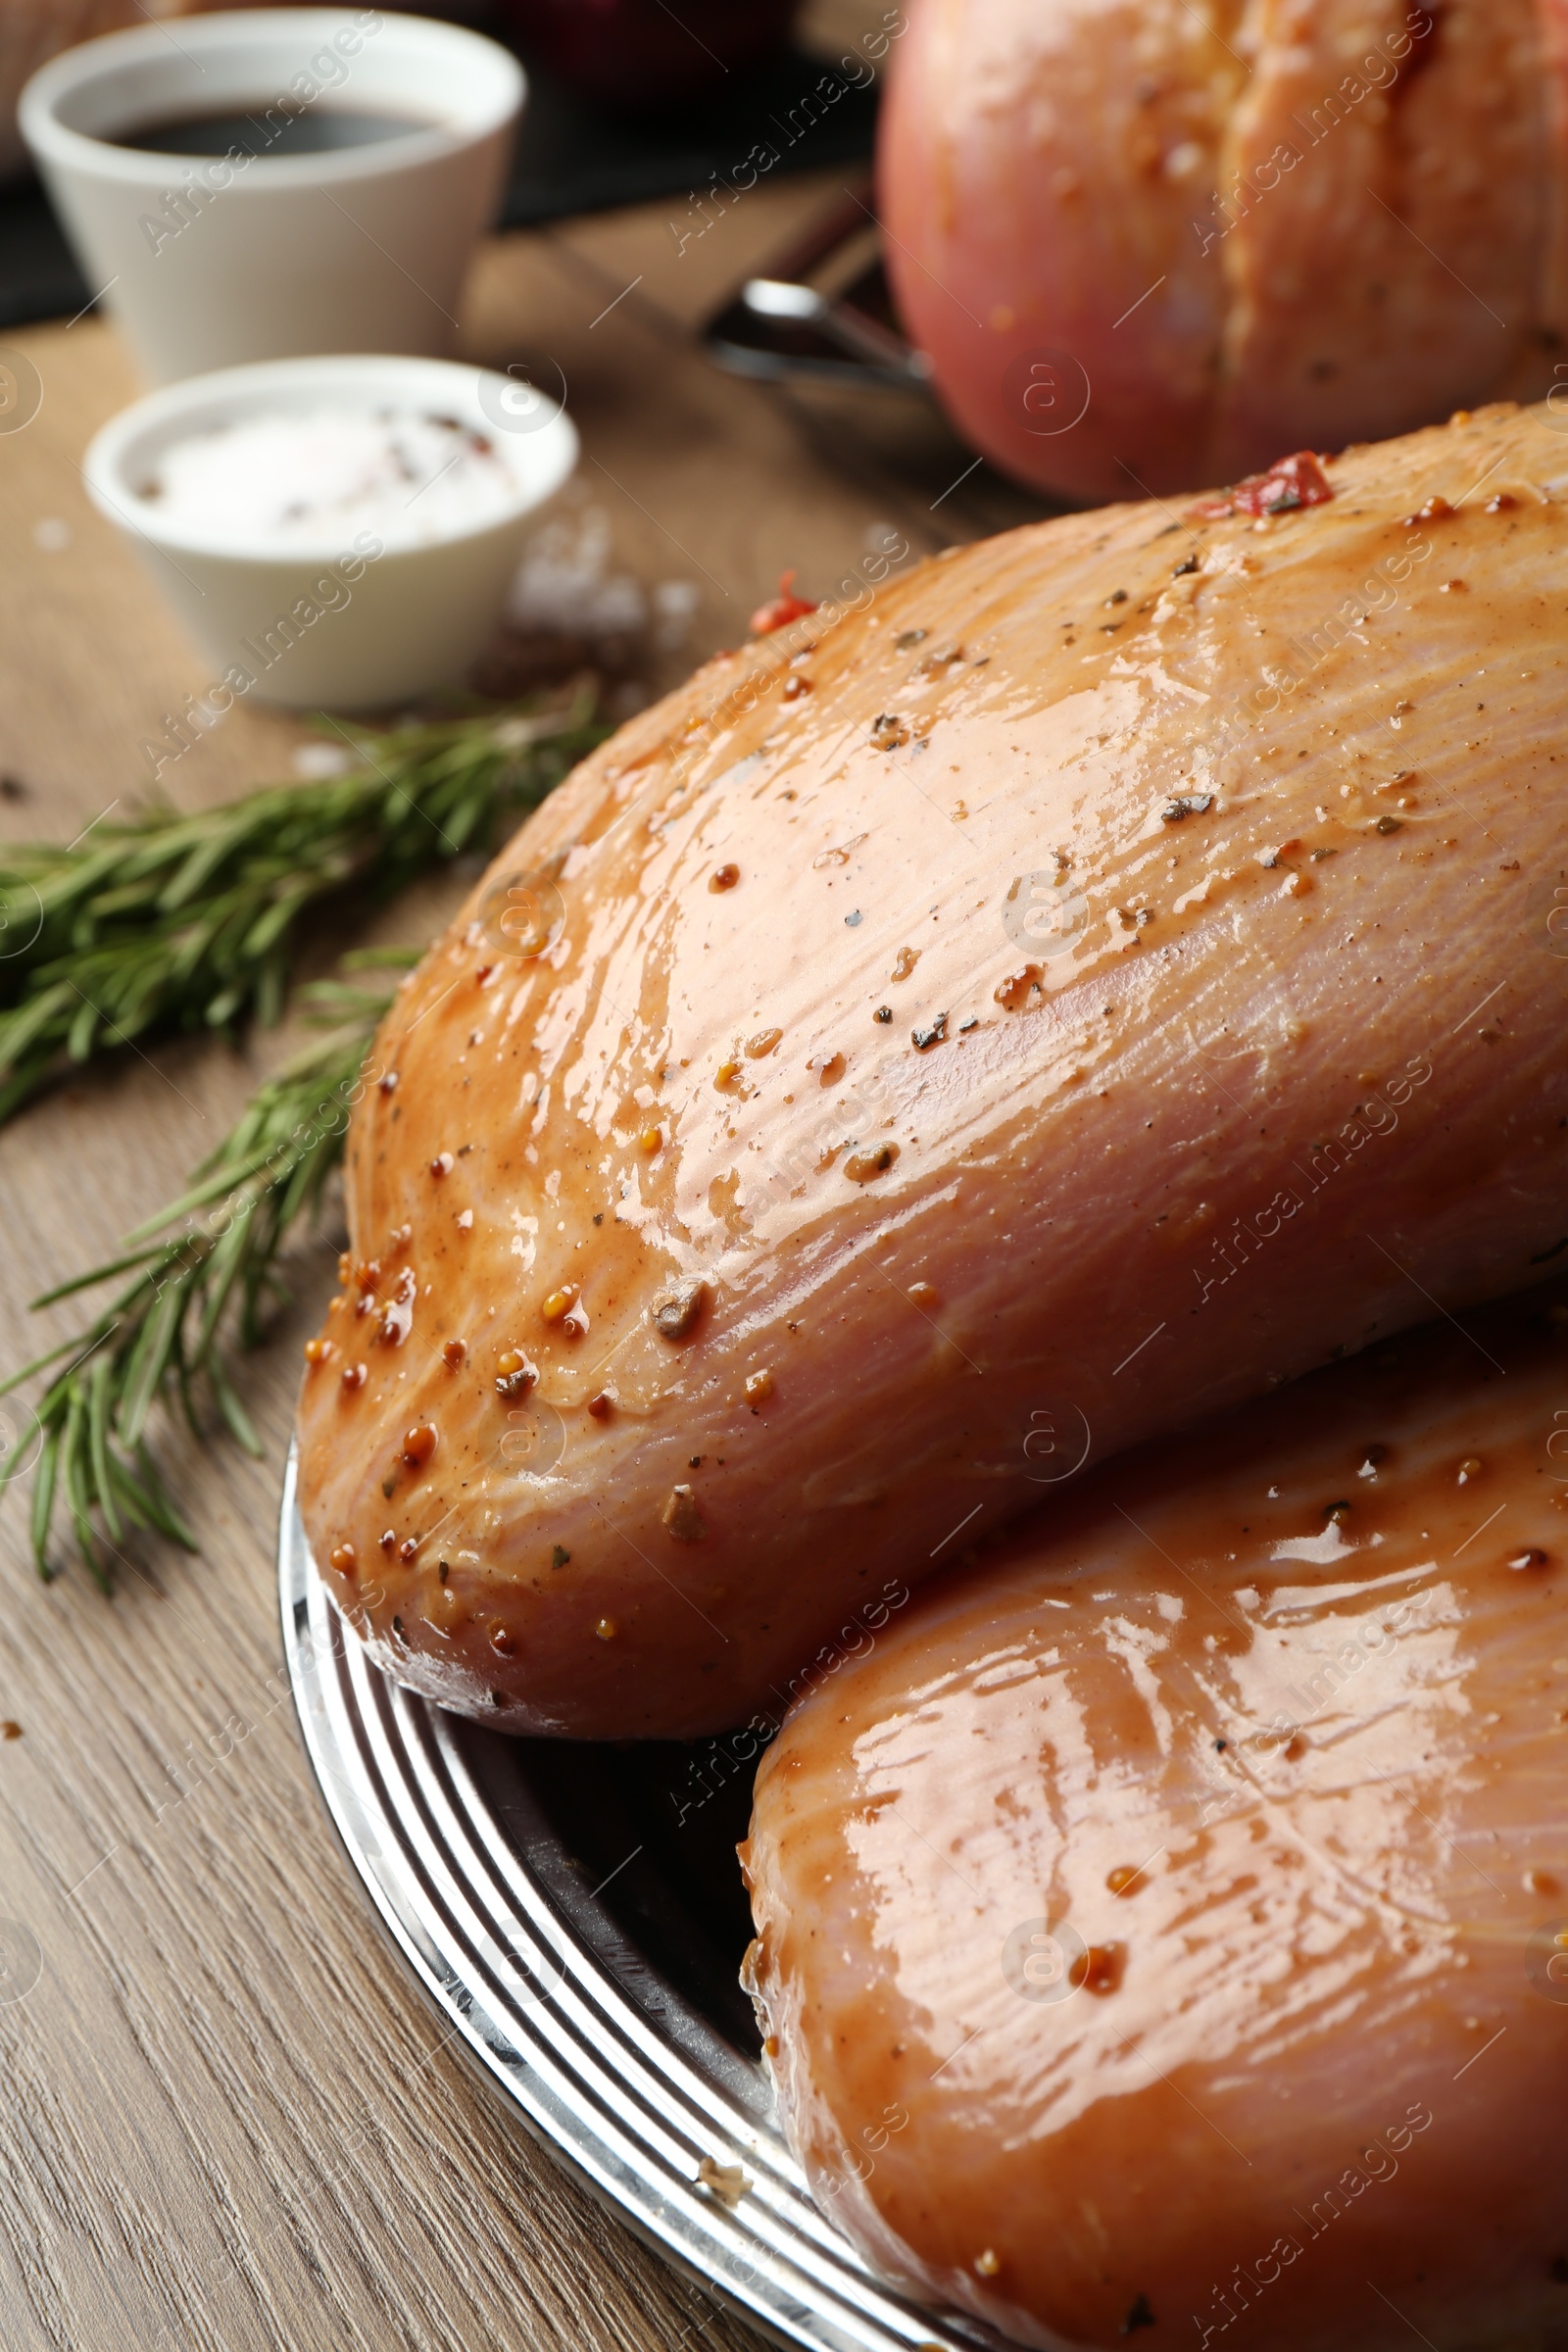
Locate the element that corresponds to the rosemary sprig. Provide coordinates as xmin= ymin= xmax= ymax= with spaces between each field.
xmin=0 ymin=975 xmax=396 ymax=1586
xmin=0 ymin=693 xmax=603 ymax=1124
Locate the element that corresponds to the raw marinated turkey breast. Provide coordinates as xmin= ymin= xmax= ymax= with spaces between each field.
xmin=879 ymin=0 xmax=1560 ymax=500
xmin=742 ymin=1285 xmax=1568 ymax=2352
xmin=297 ymin=400 xmax=1568 ymax=1740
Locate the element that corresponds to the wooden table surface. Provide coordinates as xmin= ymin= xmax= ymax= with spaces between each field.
xmin=0 ymin=103 xmax=1048 ymax=2352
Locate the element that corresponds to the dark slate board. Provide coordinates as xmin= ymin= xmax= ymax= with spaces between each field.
xmin=0 ymin=30 xmax=877 ymax=332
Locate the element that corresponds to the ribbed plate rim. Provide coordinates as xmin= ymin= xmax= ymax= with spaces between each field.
xmin=276 ymin=1443 xmax=1005 ymax=2352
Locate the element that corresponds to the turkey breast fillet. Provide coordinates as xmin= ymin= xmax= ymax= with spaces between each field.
xmin=742 ymin=1282 xmax=1568 ymax=2351
xmin=297 ymin=400 xmax=1568 ymax=1739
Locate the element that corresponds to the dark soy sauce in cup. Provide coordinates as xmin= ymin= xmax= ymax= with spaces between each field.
xmin=118 ymin=108 xmax=437 ymax=160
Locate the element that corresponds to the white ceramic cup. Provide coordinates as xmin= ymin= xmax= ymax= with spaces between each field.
xmin=20 ymin=9 xmax=523 ymax=385
xmin=82 ymin=353 xmax=578 ymax=710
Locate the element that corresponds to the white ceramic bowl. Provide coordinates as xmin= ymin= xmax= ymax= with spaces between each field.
xmin=83 ymin=353 xmax=578 ymax=709
xmin=20 ymin=9 xmax=522 ymax=385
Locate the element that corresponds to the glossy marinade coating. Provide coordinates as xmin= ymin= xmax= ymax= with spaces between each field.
xmin=298 ymin=401 xmax=1568 ymax=1738
xmin=743 ymin=1287 xmax=1568 ymax=2350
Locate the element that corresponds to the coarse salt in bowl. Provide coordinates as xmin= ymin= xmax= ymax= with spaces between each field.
xmin=145 ymin=409 xmax=528 ymax=551
xmin=83 ymin=353 xmax=578 ymax=710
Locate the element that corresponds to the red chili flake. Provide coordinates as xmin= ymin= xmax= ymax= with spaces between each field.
xmin=587 ymin=1390 xmax=615 ymax=1420
xmin=442 ymin=1338 xmax=466 ymax=1369
xmin=398 ymin=1537 xmax=419 ymax=1562
xmin=378 ymin=1070 xmax=399 ymax=1095
xmin=1190 ymin=450 xmax=1335 ymax=521
xmin=430 ymin=1151 xmax=455 ymax=1179
xmin=341 ymin=1361 xmax=368 ymax=1392
xmin=401 ymin=1422 xmax=437 ymax=1467
xmin=1485 ymin=492 xmax=1517 ymax=514
xmin=750 ymin=568 xmax=818 ymax=635
xmin=379 ymin=1528 xmax=396 ymax=1552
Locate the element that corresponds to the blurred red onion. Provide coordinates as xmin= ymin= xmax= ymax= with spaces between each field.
xmin=498 ymin=0 xmax=800 ymax=112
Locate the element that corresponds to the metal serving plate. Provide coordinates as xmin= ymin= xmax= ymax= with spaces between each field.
xmin=278 ymin=1446 xmax=1004 ymax=2352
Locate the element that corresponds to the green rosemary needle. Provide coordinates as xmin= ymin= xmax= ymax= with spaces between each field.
xmin=0 ymin=981 xmax=396 ymax=1586
xmin=0 ymin=692 xmax=603 ymax=1125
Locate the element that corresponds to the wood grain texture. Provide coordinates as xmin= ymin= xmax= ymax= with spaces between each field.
xmin=0 ymin=153 xmax=1045 ymax=2352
